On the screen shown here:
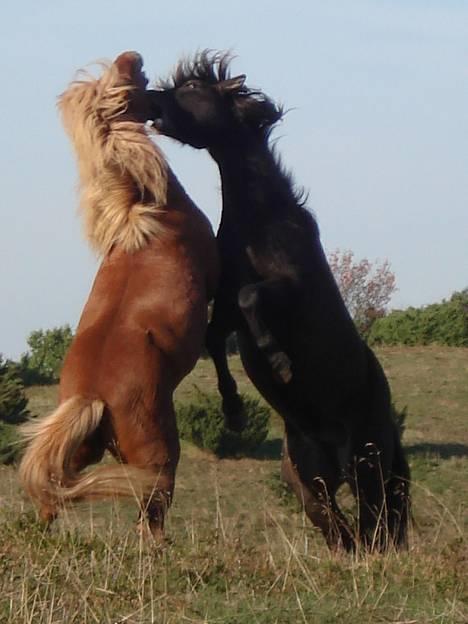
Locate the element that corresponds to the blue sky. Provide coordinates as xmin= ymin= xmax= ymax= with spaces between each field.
xmin=1 ymin=0 xmax=467 ymax=358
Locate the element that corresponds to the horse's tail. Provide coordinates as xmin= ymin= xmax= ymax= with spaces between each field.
xmin=362 ymin=345 xmax=411 ymax=548
xmin=19 ymin=396 xmax=158 ymax=512
xmin=385 ymin=425 xmax=411 ymax=547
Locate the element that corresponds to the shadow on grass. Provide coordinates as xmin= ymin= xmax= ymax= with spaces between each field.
xmin=245 ymin=440 xmax=468 ymax=462
xmin=406 ymin=442 xmax=468 ymax=460
xmin=248 ymin=437 xmax=283 ymax=460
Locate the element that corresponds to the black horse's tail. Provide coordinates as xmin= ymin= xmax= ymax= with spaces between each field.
xmin=362 ymin=345 xmax=411 ymax=548
xmin=386 ymin=426 xmax=411 ymax=547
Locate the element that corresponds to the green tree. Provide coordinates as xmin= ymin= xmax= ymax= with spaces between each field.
xmin=328 ymin=249 xmax=397 ymax=336
xmin=21 ymin=325 xmax=74 ymax=384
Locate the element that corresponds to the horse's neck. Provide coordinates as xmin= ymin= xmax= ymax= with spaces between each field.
xmin=211 ymin=138 xmax=293 ymax=230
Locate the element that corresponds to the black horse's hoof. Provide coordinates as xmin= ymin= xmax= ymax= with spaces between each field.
xmin=269 ymin=350 xmax=292 ymax=384
xmin=222 ymin=394 xmax=247 ymax=432
xmin=326 ymin=528 xmax=356 ymax=553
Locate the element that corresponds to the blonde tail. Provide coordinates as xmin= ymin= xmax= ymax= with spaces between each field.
xmin=19 ymin=397 xmax=159 ymax=512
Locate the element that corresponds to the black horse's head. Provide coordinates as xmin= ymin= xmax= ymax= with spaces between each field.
xmin=146 ymin=51 xmax=283 ymax=149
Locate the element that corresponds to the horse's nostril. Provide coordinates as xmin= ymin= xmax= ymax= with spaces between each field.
xmin=152 ymin=118 xmax=164 ymax=131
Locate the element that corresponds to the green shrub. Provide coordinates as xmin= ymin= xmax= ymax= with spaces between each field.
xmin=176 ymin=390 xmax=270 ymax=457
xmin=0 ymin=356 xmax=29 ymax=464
xmin=0 ymin=422 xmax=21 ymax=465
xmin=0 ymin=356 xmax=29 ymax=425
xmin=368 ymin=290 xmax=468 ymax=347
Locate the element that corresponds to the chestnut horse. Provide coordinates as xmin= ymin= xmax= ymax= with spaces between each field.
xmin=19 ymin=52 xmax=219 ymax=540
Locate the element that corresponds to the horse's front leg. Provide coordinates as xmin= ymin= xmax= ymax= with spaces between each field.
xmin=206 ymin=298 xmax=245 ymax=431
xmin=238 ymin=278 xmax=294 ymax=384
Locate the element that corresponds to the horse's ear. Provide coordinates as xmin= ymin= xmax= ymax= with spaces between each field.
xmin=114 ymin=51 xmax=143 ymax=80
xmin=217 ymin=74 xmax=246 ymax=94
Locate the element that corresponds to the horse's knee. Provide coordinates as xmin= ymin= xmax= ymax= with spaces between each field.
xmin=239 ymin=284 xmax=292 ymax=382
xmin=238 ymin=284 xmax=258 ymax=312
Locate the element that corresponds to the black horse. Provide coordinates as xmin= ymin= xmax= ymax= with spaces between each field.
xmin=147 ymin=52 xmax=410 ymax=551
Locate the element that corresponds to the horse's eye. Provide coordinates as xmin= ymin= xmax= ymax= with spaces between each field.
xmin=184 ymin=81 xmax=197 ymax=90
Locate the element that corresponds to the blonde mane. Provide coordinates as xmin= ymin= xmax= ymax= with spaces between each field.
xmin=58 ymin=61 xmax=168 ymax=255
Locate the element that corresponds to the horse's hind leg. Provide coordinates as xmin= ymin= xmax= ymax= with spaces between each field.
xmin=349 ymin=443 xmax=386 ymax=550
xmin=112 ymin=404 xmax=180 ymax=542
xmin=352 ymin=427 xmax=410 ymax=550
xmin=351 ymin=417 xmax=409 ymax=551
xmin=351 ymin=346 xmax=411 ymax=550
xmin=282 ymin=433 xmax=355 ymax=551
xmin=386 ymin=428 xmax=411 ymax=547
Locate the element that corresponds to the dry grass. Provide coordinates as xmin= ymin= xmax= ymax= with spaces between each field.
xmin=2 ymin=347 xmax=467 ymax=623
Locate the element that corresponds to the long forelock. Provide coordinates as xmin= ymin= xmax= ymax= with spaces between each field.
xmin=58 ymin=61 xmax=169 ymax=256
xmin=159 ymin=49 xmax=234 ymax=89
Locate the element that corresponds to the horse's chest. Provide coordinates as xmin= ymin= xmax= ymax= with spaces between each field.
xmin=217 ymin=225 xmax=276 ymax=284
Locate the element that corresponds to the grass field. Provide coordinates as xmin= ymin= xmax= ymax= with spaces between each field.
xmin=1 ymin=347 xmax=467 ymax=623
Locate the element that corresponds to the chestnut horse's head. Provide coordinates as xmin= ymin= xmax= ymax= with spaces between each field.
xmin=58 ymin=52 xmax=168 ymax=255
xmin=146 ymin=51 xmax=283 ymax=149
xmin=113 ymin=51 xmax=147 ymax=87
xmin=111 ymin=51 xmax=152 ymax=122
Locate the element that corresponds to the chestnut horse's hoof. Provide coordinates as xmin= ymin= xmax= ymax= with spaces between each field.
xmin=39 ymin=505 xmax=58 ymax=526
xmin=136 ymin=521 xmax=170 ymax=550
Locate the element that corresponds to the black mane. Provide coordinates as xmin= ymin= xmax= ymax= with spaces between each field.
xmin=269 ymin=141 xmax=310 ymax=210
